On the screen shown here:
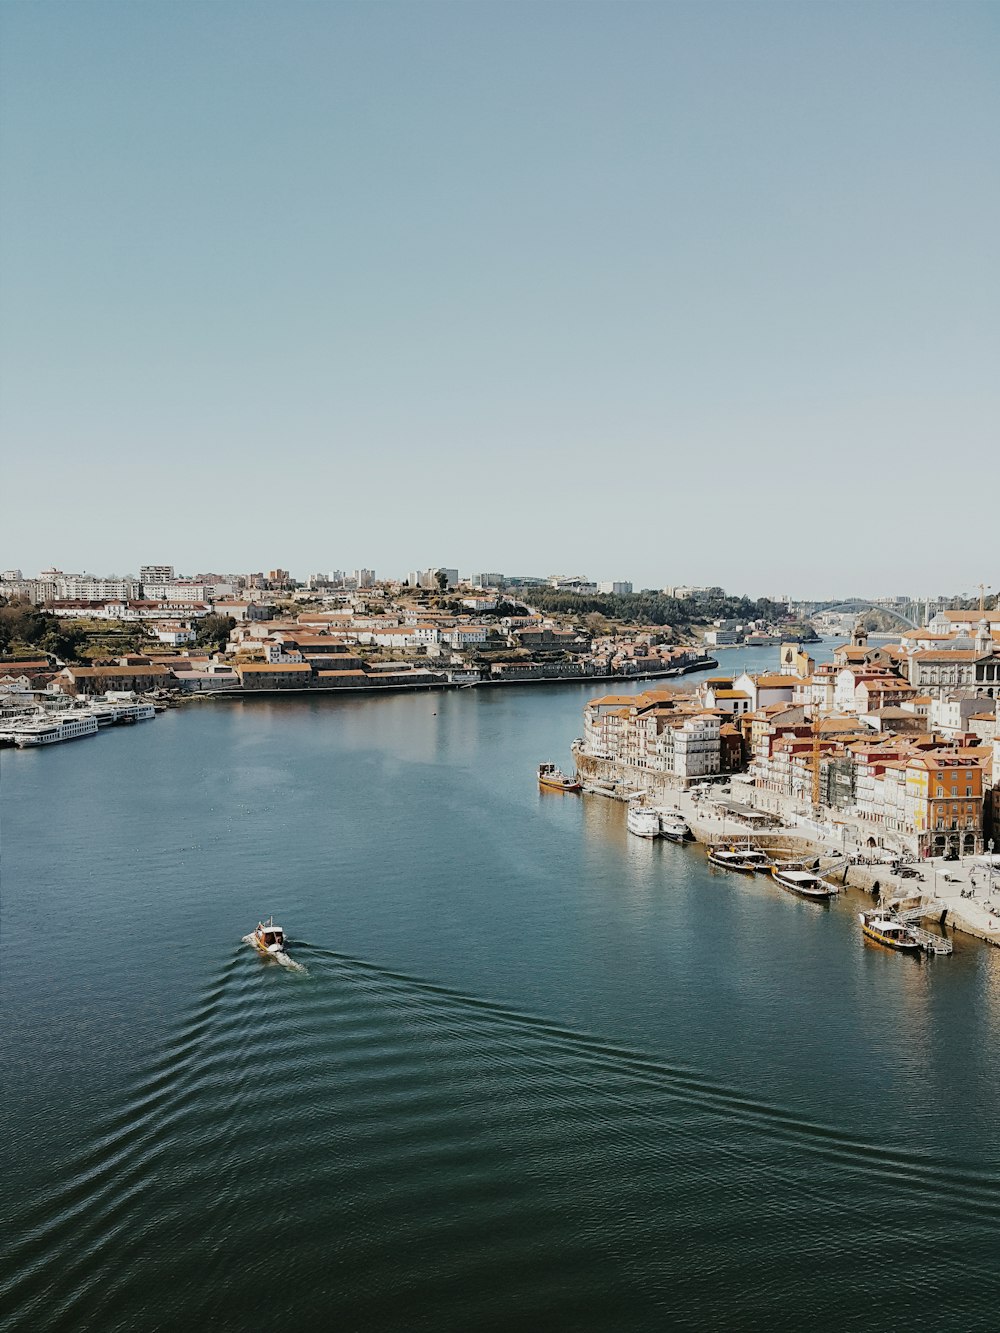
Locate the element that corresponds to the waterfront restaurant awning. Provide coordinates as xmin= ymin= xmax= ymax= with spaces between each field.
xmin=713 ymin=800 xmax=775 ymax=825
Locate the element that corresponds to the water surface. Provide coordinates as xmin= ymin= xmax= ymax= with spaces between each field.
xmin=3 ymin=649 xmax=999 ymax=1330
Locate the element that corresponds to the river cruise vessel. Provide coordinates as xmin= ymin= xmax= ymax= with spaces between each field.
xmin=627 ymin=804 xmax=661 ymax=838
xmin=858 ymin=911 xmax=923 ymax=953
xmin=11 ymin=714 xmax=99 ymax=747
xmin=770 ymin=866 xmax=836 ymax=899
xmin=537 ymin=762 xmax=581 ymax=793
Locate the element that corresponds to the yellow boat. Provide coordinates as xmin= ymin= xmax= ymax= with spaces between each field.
xmin=858 ymin=911 xmax=922 ymax=953
xmin=537 ymin=762 xmax=581 ymax=793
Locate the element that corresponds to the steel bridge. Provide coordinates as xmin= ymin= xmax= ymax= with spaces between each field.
xmin=819 ymin=600 xmax=922 ymax=630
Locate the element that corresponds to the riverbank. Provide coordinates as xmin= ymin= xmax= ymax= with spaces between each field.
xmin=168 ymin=656 xmax=721 ymax=703
xmin=574 ymin=758 xmax=1000 ymax=949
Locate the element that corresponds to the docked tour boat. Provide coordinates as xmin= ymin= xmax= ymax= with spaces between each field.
xmin=626 ymin=804 xmax=661 ymax=838
xmin=12 ymin=714 xmax=99 ymax=747
xmin=727 ymin=844 xmax=771 ymax=872
xmin=659 ymin=812 xmax=691 ymax=842
xmin=858 ymin=911 xmax=923 ymax=953
xmin=707 ymin=845 xmax=763 ymax=874
xmin=770 ymin=866 xmax=836 ymax=899
xmin=537 ymin=762 xmax=582 ymax=793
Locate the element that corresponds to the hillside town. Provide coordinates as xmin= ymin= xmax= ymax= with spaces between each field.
xmin=3 ymin=560 xmax=999 ymax=869
xmin=1 ymin=563 xmax=768 ymax=707
xmin=575 ymin=614 xmax=1000 ymax=864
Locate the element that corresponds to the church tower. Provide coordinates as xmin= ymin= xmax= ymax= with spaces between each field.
xmin=851 ymin=618 xmax=868 ymax=650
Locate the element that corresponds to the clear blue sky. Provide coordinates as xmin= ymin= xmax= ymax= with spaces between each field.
xmin=2 ymin=0 xmax=997 ymax=597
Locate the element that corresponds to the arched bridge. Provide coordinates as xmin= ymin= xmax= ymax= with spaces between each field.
xmin=819 ymin=600 xmax=922 ymax=630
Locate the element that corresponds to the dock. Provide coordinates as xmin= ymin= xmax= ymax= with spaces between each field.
xmin=892 ymin=907 xmax=954 ymax=954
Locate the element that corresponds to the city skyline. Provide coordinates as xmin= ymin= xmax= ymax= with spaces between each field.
xmin=1 ymin=555 xmax=994 ymax=610
xmin=2 ymin=1 xmax=998 ymax=594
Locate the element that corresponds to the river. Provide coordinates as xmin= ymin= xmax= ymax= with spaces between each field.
xmin=3 ymin=642 xmax=999 ymax=1330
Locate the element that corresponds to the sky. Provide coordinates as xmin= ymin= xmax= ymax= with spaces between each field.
xmin=1 ymin=0 xmax=997 ymax=598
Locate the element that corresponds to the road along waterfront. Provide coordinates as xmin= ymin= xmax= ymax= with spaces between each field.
xmin=3 ymin=664 xmax=1000 ymax=1331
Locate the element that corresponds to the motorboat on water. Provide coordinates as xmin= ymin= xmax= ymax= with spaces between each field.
xmin=243 ymin=917 xmax=305 ymax=970
xmin=626 ymin=804 xmax=661 ymax=838
xmin=252 ymin=917 xmax=286 ymax=954
xmin=858 ymin=911 xmax=923 ymax=953
xmin=770 ymin=866 xmax=836 ymax=900
xmin=537 ymin=762 xmax=581 ymax=793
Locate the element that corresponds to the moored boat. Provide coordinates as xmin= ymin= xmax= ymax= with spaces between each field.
xmin=858 ymin=911 xmax=923 ymax=953
xmin=537 ymin=762 xmax=582 ymax=793
xmin=626 ymin=804 xmax=661 ymax=838
xmin=12 ymin=714 xmax=99 ymax=747
xmin=659 ymin=812 xmax=691 ymax=842
xmin=707 ymin=845 xmax=762 ymax=873
xmin=770 ymin=866 xmax=836 ymax=899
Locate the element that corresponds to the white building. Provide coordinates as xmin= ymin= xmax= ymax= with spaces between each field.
xmin=672 ymin=714 xmax=722 ymax=778
xmin=597 ymin=581 xmax=633 ymax=596
xmin=442 ymin=625 xmax=489 ymax=648
xmin=55 ymin=574 xmax=140 ymax=600
xmin=150 ymin=623 xmax=197 ymax=646
xmin=141 ymin=581 xmax=211 ymax=602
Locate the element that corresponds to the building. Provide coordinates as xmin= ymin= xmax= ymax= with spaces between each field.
xmin=56 ymin=664 xmax=175 ymax=696
xmin=905 ymin=755 xmax=984 ymax=857
xmin=140 ymin=565 xmax=174 ymax=587
xmin=235 ymin=663 xmax=313 ymax=689
xmin=597 ymin=581 xmax=633 ymax=595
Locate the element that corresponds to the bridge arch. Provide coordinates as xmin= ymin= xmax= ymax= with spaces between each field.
xmin=820 ymin=601 xmax=921 ymax=630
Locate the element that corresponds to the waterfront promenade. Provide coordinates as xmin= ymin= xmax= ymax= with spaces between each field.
xmin=584 ymin=774 xmax=1000 ymax=948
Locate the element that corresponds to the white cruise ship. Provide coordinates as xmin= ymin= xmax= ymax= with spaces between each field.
xmin=13 ymin=714 xmax=99 ymax=747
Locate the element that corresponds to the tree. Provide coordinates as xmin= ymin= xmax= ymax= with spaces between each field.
xmin=194 ymin=615 xmax=236 ymax=652
xmin=435 ymin=570 xmax=449 ymax=593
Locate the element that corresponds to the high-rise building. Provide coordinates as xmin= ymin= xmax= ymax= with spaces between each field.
xmin=140 ymin=565 xmax=174 ymax=585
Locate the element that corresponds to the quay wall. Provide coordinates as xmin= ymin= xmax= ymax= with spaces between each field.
xmin=575 ymin=754 xmax=1000 ymax=950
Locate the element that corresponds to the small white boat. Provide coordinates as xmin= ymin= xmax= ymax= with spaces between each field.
xmin=658 ymin=810 xmax=691 ymax=841
xmin=627 ymin=804 xmax=661 ymax=838
xmin=243 ymin=917 xmax=303 ymax=969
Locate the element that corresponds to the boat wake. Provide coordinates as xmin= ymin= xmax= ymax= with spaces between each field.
xmin=5 ymin=945 xmax=1000 ymax=1332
